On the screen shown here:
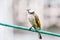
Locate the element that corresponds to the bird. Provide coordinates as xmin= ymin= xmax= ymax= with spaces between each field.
xmin=27 ymin=9 xmax=42 ymax=39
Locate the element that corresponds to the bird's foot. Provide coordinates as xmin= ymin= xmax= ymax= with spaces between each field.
xmin=29 ymin=27 xmax=33 ymax=31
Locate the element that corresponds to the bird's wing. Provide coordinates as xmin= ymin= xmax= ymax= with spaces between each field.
xmin=34 ymin=15 xmax=41 ymax=29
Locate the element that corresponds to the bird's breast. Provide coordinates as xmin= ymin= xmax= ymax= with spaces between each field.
xmin=28 ymin=15 xmax=35 ymax=21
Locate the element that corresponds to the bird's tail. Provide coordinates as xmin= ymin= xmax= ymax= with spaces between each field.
xmin=38 ymin=33 xmax=42 ymax=39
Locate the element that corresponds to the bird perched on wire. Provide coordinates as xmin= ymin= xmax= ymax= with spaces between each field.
xmin=27 ymin=9 xmax=42 ymax=39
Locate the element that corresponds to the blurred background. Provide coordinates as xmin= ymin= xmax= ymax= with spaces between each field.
xmin=0 ymin=0 xmax=60 ymax=40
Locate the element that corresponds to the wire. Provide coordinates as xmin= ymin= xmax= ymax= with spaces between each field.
xmin=0 ymin=22 xmax=60 ymax=37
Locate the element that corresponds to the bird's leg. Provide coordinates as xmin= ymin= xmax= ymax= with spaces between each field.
xmin=29 ymin=27 xmax=32 ymax=30
xmin=29 ymin=26 xmax=33 ymax=30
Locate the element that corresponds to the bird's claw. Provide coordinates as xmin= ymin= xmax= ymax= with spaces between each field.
xmin=29 ymin=27 xmax=32 ymax=31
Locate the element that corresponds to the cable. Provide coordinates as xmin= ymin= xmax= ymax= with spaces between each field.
xmin=0 ymin=22 xmax=60 ymax=37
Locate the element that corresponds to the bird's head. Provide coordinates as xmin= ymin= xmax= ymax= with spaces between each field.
xmin=27 ymin=9 xmax=34 ymax=14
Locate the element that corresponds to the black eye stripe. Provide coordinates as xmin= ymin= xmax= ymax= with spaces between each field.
xmin=28 ymin=12 xmax=34 ymax=14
